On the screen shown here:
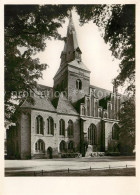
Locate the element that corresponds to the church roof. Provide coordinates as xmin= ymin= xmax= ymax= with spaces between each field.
xmin=21 ymin=91 xmax=79 ymax=115
xmin=68 ymin=60 xmax=90 ymax=72
xmin=72 ymin=97 xmax=85 ymax=113
xmin=21 ymin=96 xmax=56 ymax=112
xmin=54 ymin=94 xmax=79 ymax=115
xmin=37 ymin=84 xmax=53 ymax=91
xmin=90 ymin=85 xmax=112 ymax=100
xmin=54 ymin=59 xmax=90 ymax=78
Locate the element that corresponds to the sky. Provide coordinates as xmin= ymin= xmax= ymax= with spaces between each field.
xmin=35 ymin=10 xmax=121 ymax=92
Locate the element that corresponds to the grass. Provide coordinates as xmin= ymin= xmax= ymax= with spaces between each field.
xmin=5 ymin=168 xmax=135 ymax=177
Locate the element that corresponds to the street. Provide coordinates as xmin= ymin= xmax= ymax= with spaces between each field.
xmin=5 ymin=156 xmax=135 ymax=173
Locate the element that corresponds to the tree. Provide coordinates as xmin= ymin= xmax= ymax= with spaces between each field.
xmin=5 ymin=4 xmax=135 ymax=152
xmin=119 ymin=97 xmax=135 ymax=154
xmin=75 ymin=4 xmax=135 ymax=154
xmin=5 ymin=5 xmax=72 ymax=122
xmin=76 ymin=4 xmax=135 ymax=94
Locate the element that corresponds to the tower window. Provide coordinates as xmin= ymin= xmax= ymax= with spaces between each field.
xmin=76 ymin=79 xmax=82 ymax=90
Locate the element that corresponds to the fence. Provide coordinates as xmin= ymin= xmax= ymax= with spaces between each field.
xmin=33 ymin=164 xmax=135 ymax=176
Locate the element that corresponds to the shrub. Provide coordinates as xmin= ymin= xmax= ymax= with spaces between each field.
xmin=61 ymin=153 xmax=80 ymax=158
xmin=105 ymin=152 xmax=120 ymax=156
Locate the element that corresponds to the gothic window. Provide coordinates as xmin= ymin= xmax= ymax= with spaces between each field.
xmin=59 ymin=119 xmax=65 ymax=136
xmin=88 ymin=124 xmax=97 ymax=145
xmin=36 ymin=115 xmax=44 ymax=135
xmin=68 ymin=120 xmax=73 ymax=137
xmin=104 ymin=112 xmax=107 ymax=118
xmin=35 ymin=139 xmax=45 ymax=153
xmin=112 ymin=124 xmax=119 ymax=140
xmin=108 ymin=103 xmax=111 ymax=118
xmin=76 ymin=79 xmax=82 ymax=90
xmin=82 ymin=106 xmax=86 ymax=115
xmin=47 ymin=117 xmax=54 ymax=135
xmin=98 ymin=109 xmax=102 ymax=117
xmin=95 ymin=101 xmax=98 ymax=117
xmin=87 ymin=99 xmax=90 ymax=116
xmin=68 ymin=141 xmax=74 ymax=151
xmin=60 ymin=140 xmax=66 ymax=152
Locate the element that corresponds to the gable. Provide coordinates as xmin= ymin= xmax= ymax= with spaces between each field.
xmin=56 ymin=95 xmax=79 ymax=116
xmin=21 ymin=96 xmax=56 ymax=112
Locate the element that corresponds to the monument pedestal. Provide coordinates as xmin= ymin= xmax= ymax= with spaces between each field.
xmin=85 ymin=145 xmax=93 ymax=157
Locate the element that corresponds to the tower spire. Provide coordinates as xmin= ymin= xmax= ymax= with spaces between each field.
xmin=60 ymin=11 xmax=82 ymax=65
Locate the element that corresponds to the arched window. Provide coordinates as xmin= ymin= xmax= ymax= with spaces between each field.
xmin=82 ymin=106 xmax=86 ymax=115
xmin=95 ymin=101 xmax=98 ymax=117
xmin=36 ymin=115 xmax=44 ymax=134
xmin=87 ymin=99 xmax=90 ymax=116
xmin=104 ymin=112 xmax=107 ymax=118
xmin=76 ymin=79 xmax=82 ymax=90
xmin=47 ymin=117 xmax=54 ymax=135
xmin=35 ymin=139 xmax=45 ymax=153
xmin=112 ymin=124 xmax=119 ymax=140
xmin=60 ymin=140 xmax=66 ymax=152
xmin=88 ymin=124 xmax=97 ymax=145
xmin=68 ymin=141 xmax=74 ymax=151
xmin=59 ymin=119 xmax=65 ymax=136
xmin=108 ymin=103 xmax=111 ymax=118
xmin=98 ymin=109 xmax=102 ymax=117
xmin=68 ymin=120 xmax=73 ymax=137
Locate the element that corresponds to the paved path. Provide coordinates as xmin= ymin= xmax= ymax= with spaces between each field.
xmin=5 ymin=156 xmax=135 ymax=172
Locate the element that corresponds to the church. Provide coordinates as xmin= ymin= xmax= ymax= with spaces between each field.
xmin=6 ymin=14 xmax=121 ymax=159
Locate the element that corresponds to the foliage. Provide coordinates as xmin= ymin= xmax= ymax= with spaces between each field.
xmin=105 ymin=152 xmax=120 ymax=156
xmin=5 ymin=4 xmax=135 ymax=155
xmin=119 ymin=97 xmax=135 ymax=154
xmin=5 ymin=5 xmax=72 ymax=122
xmin=108 ymin=140 xmax=119 ymax=152
xmin=76 ymin=4 xmax=135 ymax=94
xmin=76 ymin=4 xmax=135 ymax=154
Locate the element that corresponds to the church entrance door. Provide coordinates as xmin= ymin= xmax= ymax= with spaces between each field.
xmin=47 ymin=147 xmax=53 ymax=159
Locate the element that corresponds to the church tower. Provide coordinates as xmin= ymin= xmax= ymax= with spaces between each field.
xmin=53 ymin=12 xmax=90 ymax=103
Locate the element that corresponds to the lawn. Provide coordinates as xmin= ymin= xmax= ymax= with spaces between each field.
xmin=5 ymin=168 xmax=135 ymax=177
